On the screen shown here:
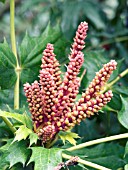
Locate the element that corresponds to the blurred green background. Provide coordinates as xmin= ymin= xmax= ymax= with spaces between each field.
xmin=0 ymin=0 xmax=128 ymax=63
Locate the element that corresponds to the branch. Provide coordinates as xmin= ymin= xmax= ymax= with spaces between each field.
xmin=1 ymin=116 xmax=16 ymax=133
xmin=66 ymin=133 xmax=128 ymax=152
xmin=10 ymin=0 xmax=20 ymax=109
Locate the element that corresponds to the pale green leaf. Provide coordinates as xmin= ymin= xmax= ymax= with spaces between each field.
xmin=22 ymin=112 xmax=33 ymax=129
xmin=0 ymin=110 xmax=32 ymax=129
xmin=28 ymin=147 xmax=62 ymax=170
xmin=125 ymin=164 xmax=128 ymax=170
xmin=29 ymin=133 xmax=38 ymax=146
xmin=59 ymin=131 xmax=80 ymax=145
xmin=13 ymin=125 xmax=32 ymax=142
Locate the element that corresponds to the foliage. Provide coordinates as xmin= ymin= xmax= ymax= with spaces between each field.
xmin=58 ymin=131 xmax=80 ymax=145
xmin=28 ymin=148 xmax=62 ymax=170
xmin=0 ymin=0 xmax=128 ymax=170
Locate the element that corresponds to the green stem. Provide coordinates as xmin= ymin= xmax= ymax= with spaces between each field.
xmin=62 ymin=153 xmax=111 ymax=170
xmin=66 ymin=133 xmax=128 ymax=152
xmin=10 ymin=0 xmax=17 ymax=58
xmin=1 ymin=116 xmax=16 ymax=133
xmin=14 ymin=69 xmax=20 ymax=109
xmin=10 ymin=0 xmax=20 ymax=109
xmin=45 ymin=135 xmax=59 ymax=148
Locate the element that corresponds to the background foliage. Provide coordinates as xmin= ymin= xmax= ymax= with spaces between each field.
xmin=0 ymin=0 xmax=128 ymax=169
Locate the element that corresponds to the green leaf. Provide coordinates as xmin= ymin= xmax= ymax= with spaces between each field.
xmin=54 ymin=36 xmax=69 ymax=64
xmin=61 ymin=0 xmax=105 ymax=38
xmin=112 ymin=85 xmax=128 ymax=96
xmin=22 ymin=112 xmax=33 ymax=129
xmin=28 ymin=147 xmax=62 ymax=170
xmin=124 ymin=141 xmax=128 ymax=157
xmin=0 ymin=41 xmax=17 ymax=89
xmin=13 ymin=125 xmax=32 ymax=142
xmin=0 ymin=110 xmax=32 ymax=129
xmin=0 ymin=89 xmax=14 ymax=109
xmin=108 ymin=92 xmax=122 ymax=111
xmin=19 ymin=23 xmax=62 ymax=84
xmin=102 ymin=105 xmax=118 ymax=113
xmin=82 ymin=1 xmax=106 ymax=29
xmin=117 ymin=96 xmax=128 ymax=129
xmin=68 ymin=142 xmax=126 ymax=169
xmin=0 ymin=139 xmax=30 ymax=168
xmin=29 ymin=133 xmax=38 ymax=146
xmin=59 ymin=131 xmax=80 ymax=145
xmin=81 ymin=51 xmax=122 ymax=92
xmin=81 ymin=50 xmax=108 ymax=91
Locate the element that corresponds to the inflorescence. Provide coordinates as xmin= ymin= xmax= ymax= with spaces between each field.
xmin=24 ymin=21 xmax=117 ymax=143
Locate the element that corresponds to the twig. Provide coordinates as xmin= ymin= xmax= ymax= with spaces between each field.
xmin=66 ymin=133 xmax=128 ymax=152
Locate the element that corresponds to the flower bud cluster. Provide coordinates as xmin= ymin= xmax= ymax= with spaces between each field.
xmin=40 ymin=43 xmax=62 ymax=91
xmin=70 ymin=21 xmax=88 ymax=59
xmin=80 ymin=60 xmax=117 ymax=102
xmin=38 ymin=125 xmax=56 ymax=143
xmin=24 ymin=21 xmax=117 ymax=144
xmin=24 ymin=81 xmax=44 ymax=127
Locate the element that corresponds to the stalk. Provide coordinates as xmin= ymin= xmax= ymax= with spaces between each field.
xmin=10 ymin=0 xmax=20 ymax=109
xmin=66 ymin=133 xmax=128 ymax=152
xmin=1 ymin=116 xmax=16 ymax=133
xmin=62 ymin=153 xmax=111 ymax=170
xmin=45 ymin=135 xmax=59 ymax=148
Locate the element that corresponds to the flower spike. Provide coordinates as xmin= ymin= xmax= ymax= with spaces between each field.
xmin=79 ymin=60 xmax=117 ymax=103
xmin=24 ymin=21 xmax=117 ymax=144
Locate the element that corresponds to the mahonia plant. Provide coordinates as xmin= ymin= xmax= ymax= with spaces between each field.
xmin=24 ymin=21 xmax=117 ymax=144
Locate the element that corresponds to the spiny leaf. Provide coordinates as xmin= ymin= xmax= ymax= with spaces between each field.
xmin=0 ymin=110 xmax=32 ymax=129
xmin=22 ymin=112 xmax=33 ymax=129
xmin=59 ymin=131 xmax=80 ymax=145
xmin=20 ymin=23 xmax=62 ymax=84
xmin=0 ymin=41 xmax=17 ymax=89
xmin=29 ymin=133 xmax=38 ymax=146
xmin=13 ymin=125 xmax=32 ymax=142
xmin=28 ymin=147 xmax=62 ymax=170
xmin=0 ymin=139 xmax=30 ymax=168
xmin=117 ymin=96 xmax=128 ymax=129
